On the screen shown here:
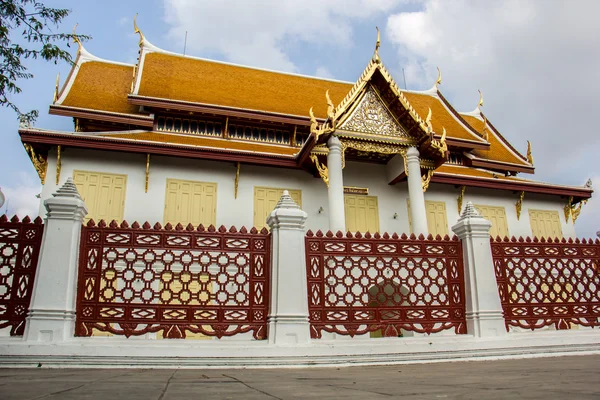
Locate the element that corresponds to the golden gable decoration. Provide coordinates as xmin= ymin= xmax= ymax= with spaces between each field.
xmin=339 ymin=86 xmax=408 ymax=138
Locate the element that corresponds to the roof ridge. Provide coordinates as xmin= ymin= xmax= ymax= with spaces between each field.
xmin=135 ymin=35 xmax=354 ymax=86
xmin=478 ymin=112 xmax=530 ymax=164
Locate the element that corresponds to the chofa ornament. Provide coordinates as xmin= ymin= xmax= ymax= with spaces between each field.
xmin=0 ymin=187 xmax=5 ymax=209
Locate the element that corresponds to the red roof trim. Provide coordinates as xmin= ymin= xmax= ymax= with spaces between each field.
xmin=432 ymin=173 xmax=592 ymax=200
xmin=19 ymin=129 xmax=299 ymax=168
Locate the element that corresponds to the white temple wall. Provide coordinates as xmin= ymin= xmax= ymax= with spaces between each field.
xmin=38 ymin=148 xmax=578 ymax=237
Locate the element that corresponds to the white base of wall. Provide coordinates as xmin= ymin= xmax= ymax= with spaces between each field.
xmin=1 ymin=330 xmax=599 ymax=369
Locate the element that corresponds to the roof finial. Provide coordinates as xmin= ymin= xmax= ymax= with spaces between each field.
xmin=72 ymin=23 xmax=82 ymax=51
xmin=477 ymin=89 xmax=484 ymax=111
xmin=325 ymin=90 xmax=335 ymax=121
xmin=133 ymin=13 xmax=145 ymax=47
xmin=481 ymin=114 xmax=489 ymax=141
xmin=309 ymin=107 xmax=318 ymax=133
xmin=53 ymin=72 xmax=60 ymax=103
xmin=425 ymin=107 xmax=433 ymax=132
xmin=373 ymin=26 xmax=381 ymax=63
xmin=527 ymin=140 xmax=534 ymax=165
xmin=434 ymin=67 xmax=442 ymax=89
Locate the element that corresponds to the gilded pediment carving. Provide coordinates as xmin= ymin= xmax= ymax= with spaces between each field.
xmin=339 ymin=86 xmax=409 ymax=139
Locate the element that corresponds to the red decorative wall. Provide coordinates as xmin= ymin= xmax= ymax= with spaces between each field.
xmin=76 ymin=220 xmax=270 ymax=339
xmin=305 ymin=230 xmax=467 ymax=338
xmin=0 ymin=215 xmax=44 ymax=336
xmin=492 ymin=237 xmax=600 ymax=331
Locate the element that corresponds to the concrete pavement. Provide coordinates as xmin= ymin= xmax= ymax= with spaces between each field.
xmin=0 ymin=354 xmax=599 ymax=399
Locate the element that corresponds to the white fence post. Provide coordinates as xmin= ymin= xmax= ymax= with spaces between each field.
xmin=266 ymin=190 xmax=311 ymax=344
xmin=451 ymin=202 xmax=507 ymax=337
xmin=24 ymin=178 xmax=87 ymax=342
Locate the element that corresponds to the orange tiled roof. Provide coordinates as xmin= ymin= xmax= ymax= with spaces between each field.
xmin=401 ymin=92 xmax=484 ymax=143
xmin=101 ymin=131 xmax=299 ymax=156
xmin=461 ymin=114 xmax=529 ymax=166
xmin=61 ymin=61 xmax=139 ymax=115
xmin=435 ymin=164 xmax=508 ymax=179
xmin=137 ymin=53 xmax=353 ymax=119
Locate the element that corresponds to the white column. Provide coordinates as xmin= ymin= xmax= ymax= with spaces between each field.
xmin=451 ymin=202 xmax=507 ymax=337
xmin=406 ymin=146 xmax=428 ymax=236
xmin=24 ymin=178 xmax=87 ymax=342
xmin=266 ymin=191 xmax=311 ymax=345
xmin=327 ymin=135 xmax=346 ymax=233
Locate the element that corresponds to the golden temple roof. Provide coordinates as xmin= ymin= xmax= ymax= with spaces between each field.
xmin=460 ymin=113 xmax=531 ymax=167
xmin=402 ymin=91 xmax=486 ymax=144
xmin=136 ymin=52 xmax=353 ymax=119
xmin=57 ymin=58 xmax=138 ymax=115
xmin=53 ymin=36 xmax=538 ymax=176
xmin=100 ymin=131 xmax=299 ymax=156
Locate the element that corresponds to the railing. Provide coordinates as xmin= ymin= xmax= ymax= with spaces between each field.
xmin=76 ymin=220 xmax=270 ymax=339
xmin=305 ymin=230 xmax=467 ymax=338
xmin=0 ymin=215 xmax=44 ymax=336
xmin=492 ymin=236 xmax=600 ymax=331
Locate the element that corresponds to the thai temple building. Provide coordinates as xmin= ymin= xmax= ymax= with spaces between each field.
xmin=19 ymin=23 xmax=592 ymax=240
xmin=4 ymin=21 xmax=600 ymax=367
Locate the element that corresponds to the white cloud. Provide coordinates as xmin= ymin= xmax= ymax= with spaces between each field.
xmin=0 ymin=172 xmax=41 ymax=219
xmin=164 ymin=0 xmax=404 ymax=71
xmin=315 ymin=66 xmax=334 ymax=79
xmin=386 ymin=0 xmax=600 ymax=237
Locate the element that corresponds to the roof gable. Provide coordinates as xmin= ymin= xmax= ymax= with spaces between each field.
xmin=337 ymin=85 xmax=410 ymax=140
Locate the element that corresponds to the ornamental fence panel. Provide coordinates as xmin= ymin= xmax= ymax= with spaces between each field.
xmin=492 ymin=236 xmax=600 ymax=331
xmin=0 ymin=215 xmax=44 ymax=336
xmin=76 ymin=220 xmax=270 ymax=339
xmin=305 ymin=230 xmax=467 ymax=338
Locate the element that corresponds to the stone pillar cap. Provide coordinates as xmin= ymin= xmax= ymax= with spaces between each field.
xmin=274 ymin=190 xmax=300 ymax=210
xmin=52 ymin=177 xmax=82 ymax=200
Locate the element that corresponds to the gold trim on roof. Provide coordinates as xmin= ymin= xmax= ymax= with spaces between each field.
xmin=53 ymin=73 xmax=60 ymax=104
xmin=145 ymin=153 xmax=150 ymax=193
xmin=527 ymin=140 xmax=534 ymax=165
xmin=571 ymin=199 xmax=587 ymax=223
xmin=234 ymin=162 xmax=240 ymax=199
xmin=310 ymin=154 xmax=329 ymax=187
xmin=133 ymin=14 xmax=145 ymax=47
xmin=564 ymin=196 xmax=573 ymax=223
xmin=457 ymin=185 xmax=466 ymax=214
xmin=55 ymin=145 xmax=62 ymax=185
xmin=338 ymin=86 xmax=409 ymax=139
xmin=516 ymin=191 xmax=525 ymax=220
xmin=331 ymin=58 xmax=429 ymax=138
xmin=422 ymin=169 xmax=434 ymax=192
xmin=431 ymin=127 xmax=448 ymax=157
xmin=72 ymin=24 xmax=82 ymax=52
xmin=23 ymin=143 xmax=47 ymax=185
xmin=373 ymin=27 xmax=381 ymax=64
xmin=342 ymin=139 xmax=407 ymax=155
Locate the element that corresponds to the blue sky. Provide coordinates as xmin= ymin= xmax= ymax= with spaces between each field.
xmin=1 ymin=0 xmax=599 ymax=237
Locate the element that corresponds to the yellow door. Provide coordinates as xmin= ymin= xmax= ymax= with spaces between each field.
xmin=529 ymin=209 xmax=562 ymax=239
xmin=73 ymin=170 xmax=127 ymax=223
xmin=164 ymin=179 xmax=217 ymax=226
xmin=344 ymin=195 xmax=379 ymax=233
xmin=475 ymin=205 xmax=509 ymax=239
xmin=407 ymin=200 xmax=448 ymax=237
xmin=253 ymin=187 xmax=302 ymax=229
